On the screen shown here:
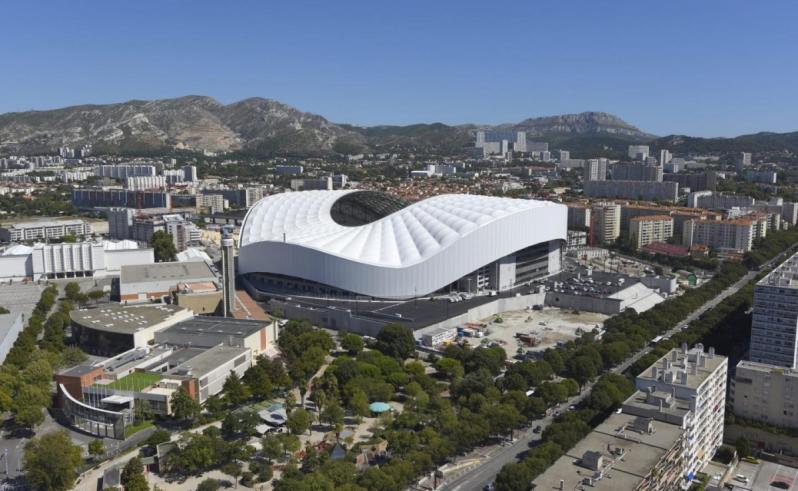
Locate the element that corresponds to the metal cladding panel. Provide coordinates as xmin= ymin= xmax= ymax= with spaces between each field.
xmin=238 ymin=191 xmax=567 ymax=299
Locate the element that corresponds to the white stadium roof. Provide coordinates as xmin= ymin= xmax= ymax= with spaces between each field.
xmin=239 ymin=190 xmax=567 ymax=299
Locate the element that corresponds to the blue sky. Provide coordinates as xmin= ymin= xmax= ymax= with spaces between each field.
xmin=2 ymin=1 xmax=796 ymax=137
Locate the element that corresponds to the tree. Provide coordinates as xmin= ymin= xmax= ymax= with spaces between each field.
xmin=88 ymin=439 xmax=105 ymax=460
xmin=197 ymin=479 xmax=221 ymax=491
xmin=87 ymin=289 xmax=106 ymax=305
xmin=714 ymin=444 xmax=736 ymax=464
xmin=277 ymin=433 xmax=300 ymax=457
xmin=349 ymin=388 xmax=370 ymax=421
xmin=222 ymin=410 xmax=258 ymax=438
xmin=172 ymin=387 xmax=200 ymax=423
xmin=147 ymin=429 xmax=171 ymax=447
xmin=121 ymin=456 xmax=149 ymax=491
xmin=221 ymin=461 xmax=243 ymax=488
xmin=24 ymin=431 xmax=83 ymax=491
xmin=321 ymin=399 xmax=345 ymax=431
xmin=494 ymin=462 xmax=534 ymax=491
xmin=735 ymin=436 xmax=752 ymax=458
xmin=375 ymin=324 xmax=416 ymax=359
xmin=435 ymin=357 xmax=464 ymax=380
xmin=64 ymin=282 xmax=81 ymax=302
xmin=223 ymin=371 xmax=250 ymax=406
xmin=261 ymin=434 xmax=283 ymax=463
xmin=287 ymin=407 xmax=311 ymax=435
xmin=340 ymin=333 xmax=364 ymax=356
xmin=150 ymin=230 xmax=177 ymax=262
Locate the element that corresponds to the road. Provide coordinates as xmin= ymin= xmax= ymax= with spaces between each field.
xmin=436 ymin=249 xmax=793 ymax=491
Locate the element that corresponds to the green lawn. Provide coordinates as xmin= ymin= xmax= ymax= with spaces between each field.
xmin=124 ymin=420 xmax=154 ymax=438
xmin=103 ymin=372 xmax=162 ymax=391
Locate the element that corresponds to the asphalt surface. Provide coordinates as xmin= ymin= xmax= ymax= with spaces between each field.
xmin=435 ymin=250 xmax=793 ymax=491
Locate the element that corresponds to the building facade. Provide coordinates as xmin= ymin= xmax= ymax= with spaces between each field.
xmin=584 ymin=180 xmax=679 ymax=202
xmin=590 ymin=202 xmax=621 ymax=245
xmin=635 ymin=344 xmax=727 ymax=478
xmin=0 ymin=219 xmax=92 ymax=242
xmin=629 ymin=215 xmax=674 ymax=249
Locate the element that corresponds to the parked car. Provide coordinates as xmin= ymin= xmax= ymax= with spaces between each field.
xmin=533 ymin=425 xmax=542 ymax=434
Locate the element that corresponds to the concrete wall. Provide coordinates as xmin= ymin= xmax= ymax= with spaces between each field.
xmin=545 ymin=291 xmax=623 ymax=315
xmin=0 ymin=312 xmax=25 ymax=364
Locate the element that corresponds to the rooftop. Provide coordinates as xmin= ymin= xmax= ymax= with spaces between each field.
xmin=630 ymin=215 xmax=673 ymax=223
xmin=161 ymin=315 xmax=269 ymax=339
xmin=531 ymin=412 xmax=684 ymax=490
xmin=758 ymin=251 xmax=798 ymax=289
xmin=121 ymin=261 xmax=216 ymax=285
xmin=167 ymin=345 xmax=248 ymax=377
xmin=636 ymin=344 xmax=726 ymax=391
xmin=737 ymin=360 xmax=798 ymax=378
xmin=70 ymin=304 xmax=190 ymax=335
xmin=5 ymin=219 xmax=86 ymax=229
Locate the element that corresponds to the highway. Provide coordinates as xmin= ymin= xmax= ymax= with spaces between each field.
xmin=435 ymin=248 xmax=793 ymax=491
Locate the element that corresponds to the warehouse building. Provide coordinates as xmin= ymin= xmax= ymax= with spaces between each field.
xmin=0 ymin=240 xmax=153 ymax=282
xmin=70 ymin=304 xmax=193 ymax=356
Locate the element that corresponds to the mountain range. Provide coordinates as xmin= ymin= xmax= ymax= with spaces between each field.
xmin=0 ymin=95 xmax=795 ymax=158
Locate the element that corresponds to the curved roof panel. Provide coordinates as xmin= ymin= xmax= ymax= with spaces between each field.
xmin=239 ymin=190 xmax=567 ymax=299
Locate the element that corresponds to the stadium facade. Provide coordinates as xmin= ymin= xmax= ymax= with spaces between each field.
xmin=238 ymin=190 xmax=567 ymax=300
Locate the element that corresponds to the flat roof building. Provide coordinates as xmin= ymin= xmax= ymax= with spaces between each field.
xmin=155 ymin=315 xmax=279 ymax=359
xmin=635 ymin=344 xmax=727 ymax=476
xmin=119 ymin=261 xmax=218 ymax=303
xmin=71 ymin=304 xmax=193 ymax=356
xmin=732 ymin=360 xmax=798 ymax=428
xmin=530 ymin=412 xmax=684 ymax=491
xmin=629 ymin=215 xmax=674 ymax=249
xmin=0 ymin=219 xmax=92 ymax=242
xmin=750 ymin=252 xmax=798 ymax=368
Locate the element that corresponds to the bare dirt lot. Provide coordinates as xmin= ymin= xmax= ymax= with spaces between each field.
xmin=478 ymin=307 xmax=609 ymax=357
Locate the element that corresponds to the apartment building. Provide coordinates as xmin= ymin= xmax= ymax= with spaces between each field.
xmin=682 ymin=218 xmax=756 ymax=252
xmin=530 ymin=412 xmax=685 ymax=491
xmin=0 ymin=219 xmax=92 ymax=242
xmin=584 ymin=180 xmax=679 ymax=202
xmin=749 ymin=253 xmax=798 ymax=368
xmin=687 ymin=191 xmax=755 ymax=210
xmin=590 ymin=202 xmax=621 ymax=245
xmin=635 ymin=344 xmax=727 ymax=477
xmin=629 ymin=215 xmax=674 ymax=249
xmin=628 ymin=144 xmax=650 ymax=160
xmin=583 ymin=158 xmax=608 ymax=182
xmin=611 ymin=163 xmax=663 ymax=182
xmin=567 ymin=203 xmax=591 ymax=230
xmin=731 ymin=361 xmax=798 ymax=428
xmin=663 ymin=171 xmax=718 ymax=192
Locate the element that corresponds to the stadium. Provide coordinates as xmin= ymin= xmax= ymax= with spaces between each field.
xmin=238 ymin=190 xmax=567 ymax=301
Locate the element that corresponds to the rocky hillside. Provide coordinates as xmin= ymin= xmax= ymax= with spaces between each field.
xmin=0 ymin=96 xmax=653 ymax=156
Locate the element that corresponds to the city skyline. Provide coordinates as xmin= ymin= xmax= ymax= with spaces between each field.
xmin=2 ymin=0 xmax=797 ymax=138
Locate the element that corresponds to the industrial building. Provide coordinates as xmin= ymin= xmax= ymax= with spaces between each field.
xmin=238 ymin=190 xmax=567 ymax=300
xmin=0 ymin=240 xmax=153 ymax=282
xmin=70 ymin=304 xmax=193 ymax=356
xmin=542 ymin=270 xmax=666 ymax=315
xmin=0 ymin=219 xmax=92 ymax=242
xmin=118 ymin=261 xmax=222 ymax=313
